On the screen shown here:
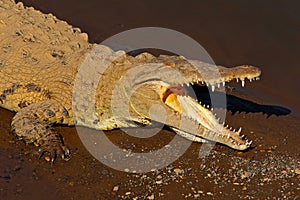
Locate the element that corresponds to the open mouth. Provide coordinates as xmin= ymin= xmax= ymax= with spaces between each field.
xmin=159 ymin=75 xmax=260 ymax=150
xmin=160 ymin=85 xmax=187 ymax=113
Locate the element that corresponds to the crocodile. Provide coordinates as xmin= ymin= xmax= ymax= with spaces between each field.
xmin=0 ymin=0 xmax=261 ymax=162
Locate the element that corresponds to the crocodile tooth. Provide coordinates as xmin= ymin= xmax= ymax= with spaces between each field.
xmin=191 ymin=82 xmax=194 ymax=85
xmin=246 ymin=140 xmax=253 ymax=146
xmin=249 ymin=79 xmax=252 ymax=82
xmin=256 ymin=77 xmax=260 ymax=80
xmin=229 ymin=127 xmax=232 ymax=130
xmin=241 ymin=134 xmax=246 ymax=139
xmin=217 ymin=83 xmax=220 ymax=88
xmin=241 ymin=80 xmax=245 ymax=87
xmin=227 ymin=134 xmax=230 ymax=139
xmin=211 ymin=85 xmax=215 ymax=92
xmin=237 ymin=127 xmax=242 ymax=133
xmin=233 ymin=129 xmax=236 ymax=132
xmin=222 ymin=122 xmax=225 ymax=126
xmin=187 ymin=83 xmax=190 ymax=87
xmin=222 ymin=82 xmax=225 ymax=86
xmin=211 ymin=108 xmax=214 ymax=111
xmin=236 ymin=78 xmax=239 ymax=83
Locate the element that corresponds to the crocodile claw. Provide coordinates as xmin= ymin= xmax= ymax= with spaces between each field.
xmin=38 ymin=142 xmax=70 ymax=162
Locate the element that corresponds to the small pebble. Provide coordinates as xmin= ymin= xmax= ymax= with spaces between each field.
xmin=14 ymin=165 xmax=21 ymax=171
xmin=113 ymin=186 xmax=119 ymax=192
xmin=174 ymin=168 xmax=183 ymax=176
xmin=206 ymin=192 xmax=213 ymax=196
xmin=241 ymin=171 xmax=251 ymax=179
xmin=263 ymin=177 xmax=271 ymax=182
xmin=16 ymin=188 xmax=23 ymax=193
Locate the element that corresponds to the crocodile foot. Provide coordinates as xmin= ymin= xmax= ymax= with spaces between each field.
xmin=11 ymin=100 xmax=71 ymax=162
xmin=37 ymin=130 xmax=70 ymax=162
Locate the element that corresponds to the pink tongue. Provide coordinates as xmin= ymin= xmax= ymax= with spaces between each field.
xmin=169 ymin=85 xmax=187 ymax=96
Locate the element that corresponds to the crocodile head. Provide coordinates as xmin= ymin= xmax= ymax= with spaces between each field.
xmin=119 ymin=53 xmax=261 ymax=150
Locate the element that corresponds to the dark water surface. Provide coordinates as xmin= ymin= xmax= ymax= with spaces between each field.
xmin=17 ymin=0 xmax=300 ymax=117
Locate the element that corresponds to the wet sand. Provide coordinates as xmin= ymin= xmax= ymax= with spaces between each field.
xmin=1 ymin=0 xmax=299 ymax=199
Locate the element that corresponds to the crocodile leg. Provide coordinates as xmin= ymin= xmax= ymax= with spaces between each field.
xmin=11 ymin=100 xmax=70 ymax=162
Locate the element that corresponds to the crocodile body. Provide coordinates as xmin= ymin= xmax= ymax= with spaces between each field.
xmin=0 ymin=0 xmax=261 ymax=161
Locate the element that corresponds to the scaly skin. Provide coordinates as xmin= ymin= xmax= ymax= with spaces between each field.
xmin=0 ymin=0 xmax=261 ymax=161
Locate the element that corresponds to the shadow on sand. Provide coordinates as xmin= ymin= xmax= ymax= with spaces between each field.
xmin=189 ymin=85 xmax=291 ymax=117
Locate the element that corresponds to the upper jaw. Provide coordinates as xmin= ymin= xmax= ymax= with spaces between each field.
xmin=176 ymin=63 xmax=261 ymax=91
